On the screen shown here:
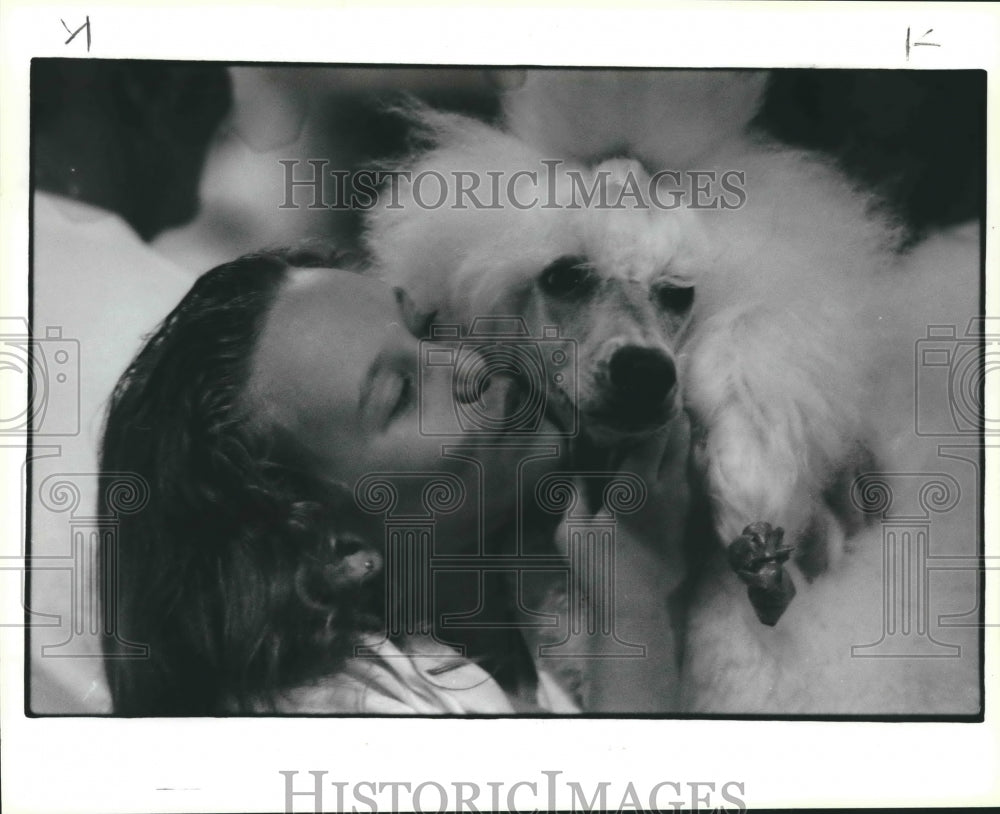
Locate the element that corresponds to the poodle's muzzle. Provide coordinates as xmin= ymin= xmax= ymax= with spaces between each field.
xmin=584 ymin=340 xmax=680 ymax=439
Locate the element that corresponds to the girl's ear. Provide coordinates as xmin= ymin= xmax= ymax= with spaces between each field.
xmin=325 ymin=532 xmax=384 ymax=589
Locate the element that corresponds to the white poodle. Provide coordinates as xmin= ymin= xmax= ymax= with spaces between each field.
xmin=364 ymin=71 xmax=981 ymax=713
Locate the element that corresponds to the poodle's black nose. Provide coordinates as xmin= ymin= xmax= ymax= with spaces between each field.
xmin=608 ymin=345 xmax=677 ymax=405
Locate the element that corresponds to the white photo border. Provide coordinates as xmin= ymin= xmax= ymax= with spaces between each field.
xmin=2 ymin=1 xmax=998 ymax=812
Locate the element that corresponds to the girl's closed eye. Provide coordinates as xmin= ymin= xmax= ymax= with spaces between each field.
xmin=387 ymin=372 xmax=414 ymax=425
xmin=370 ymin=369 xmax=415 ymax=432
xmin=359 ymin=359 xmax=416 ymax=433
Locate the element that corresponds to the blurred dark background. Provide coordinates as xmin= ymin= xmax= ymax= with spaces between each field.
xmin=31 ymin=62 xmax=985 ymax=269
xmin=755 ymin=70 xmax=985 ymax=239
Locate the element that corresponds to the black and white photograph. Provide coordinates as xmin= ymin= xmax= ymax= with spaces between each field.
xmin=2 ymin=3 xmax=997 ymax=812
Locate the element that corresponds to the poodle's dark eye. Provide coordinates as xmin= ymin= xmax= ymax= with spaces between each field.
xmin=539 ymin=255 xmax=596 ymax=298
xmin=653 ymin=283 xmax=695 ymax=312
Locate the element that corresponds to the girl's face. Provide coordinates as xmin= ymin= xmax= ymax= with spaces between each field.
xmin=248 ymin=268 xmax=568 ymax=549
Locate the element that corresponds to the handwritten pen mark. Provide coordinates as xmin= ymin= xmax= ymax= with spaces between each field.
xmin=906 ymin=26 xmax=942 ymax=60
xmin=60 ymin=16 xmax=91 ymax=51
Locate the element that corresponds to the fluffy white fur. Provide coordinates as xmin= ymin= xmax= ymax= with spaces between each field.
xmin=683 ymin=222 xmax=982 ymax=713
xmin=368 ymin=101 xmax=893 ymax=550
xmin=364 ymin=73 xmax=981 ymax=713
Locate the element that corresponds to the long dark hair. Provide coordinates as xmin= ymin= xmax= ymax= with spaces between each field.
xmin=99 ymin=247 xmax=381 ymax=714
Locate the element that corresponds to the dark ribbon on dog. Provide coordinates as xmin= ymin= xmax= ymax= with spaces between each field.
xmin=727 ymin=521 xmax=797 ymax=626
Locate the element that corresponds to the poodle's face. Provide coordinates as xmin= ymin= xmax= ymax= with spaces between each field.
xmin=457 ymin=160 xmax=704 ymax=444
xmin=515 ymin=249 xmax=695 ymax=443
xmin=370 ymin=148 xmax=708 ymax=445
